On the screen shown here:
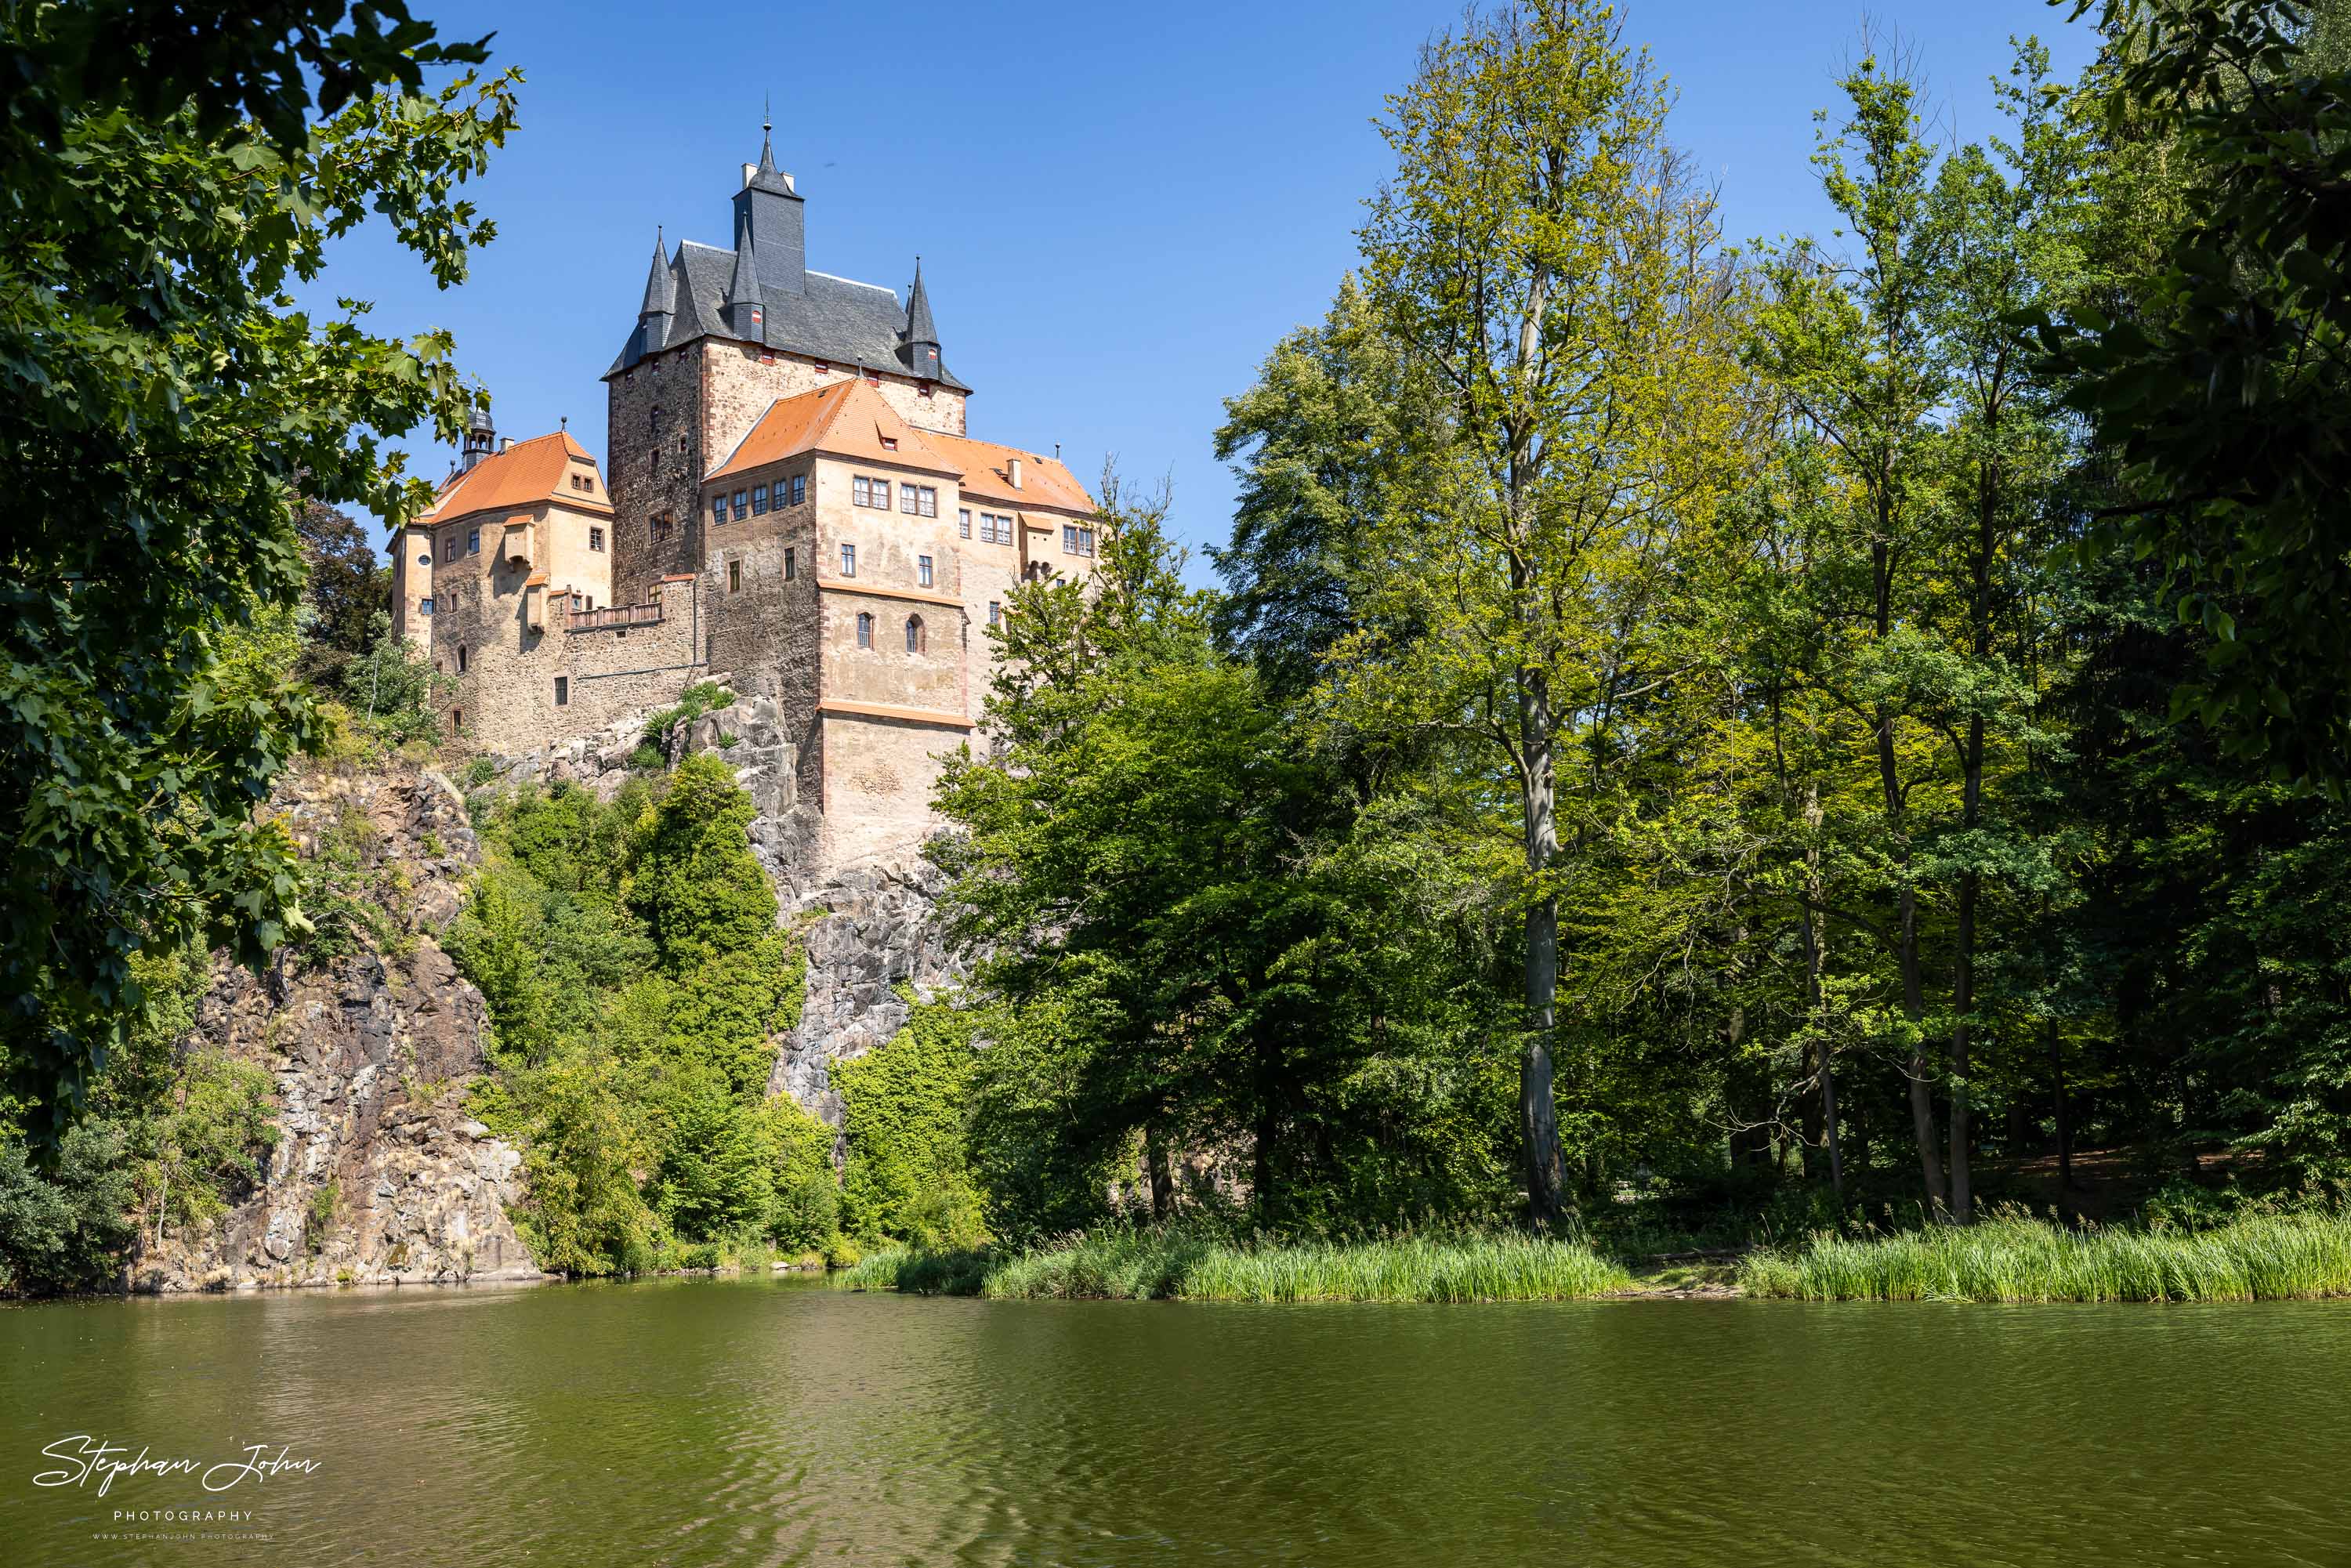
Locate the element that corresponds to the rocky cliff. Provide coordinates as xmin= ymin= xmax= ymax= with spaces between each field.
xmin=130 ymin=766 xmax=545 ymax=1291
xmin=481 ymin=685 xmax=965 ymax=1133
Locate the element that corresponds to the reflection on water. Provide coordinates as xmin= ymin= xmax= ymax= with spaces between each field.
xmin=2 ymin=1276 xmax=2346 ymax=1565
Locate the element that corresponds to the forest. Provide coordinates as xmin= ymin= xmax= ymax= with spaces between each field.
xmin=8 ymin=0 xmax=2351 ymax=1295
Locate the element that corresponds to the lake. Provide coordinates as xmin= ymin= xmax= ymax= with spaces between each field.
xmin=3 ymin=1276 xmax=2346 ymax=1565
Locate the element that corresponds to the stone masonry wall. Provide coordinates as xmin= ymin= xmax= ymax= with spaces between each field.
xmin=439 ymin=578 xmax=705 ymax=755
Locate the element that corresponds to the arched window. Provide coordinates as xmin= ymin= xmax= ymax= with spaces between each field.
xmin=855 ymin=612 xmax=873 ymax=649
xmin=904 ymin=614 xmax=925 ymax=653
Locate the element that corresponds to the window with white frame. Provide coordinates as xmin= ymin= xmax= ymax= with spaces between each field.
xmin=958 ymin=508 xmax=972 ymax=538
xmin=853 ymin=475 xmax=891 ymax=509
xmin=589 ymin=526 xmax=605 ymax=552
xmin=917 ymin=554 xmax=933 ymax=587
xmin=898 ymin=483 xmax=936 ymax=517
xmin=987 ymin=600 xmax=1000 ymax=627
xmin=840 ymin=542 xmax=856 ymax=577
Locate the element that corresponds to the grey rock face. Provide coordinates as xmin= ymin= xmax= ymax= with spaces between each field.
xmin=129 ymin=766 xmax=545 ymax=1293
xmin=766 ymin=857 xmax=963 ymax=1128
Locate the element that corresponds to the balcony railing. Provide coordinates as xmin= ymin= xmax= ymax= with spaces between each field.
xmin=563 ymin=601 xmax=664 ymax=632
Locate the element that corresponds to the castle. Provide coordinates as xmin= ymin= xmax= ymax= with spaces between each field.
xmin=389 ymin=129 xmax=1099 ymax=870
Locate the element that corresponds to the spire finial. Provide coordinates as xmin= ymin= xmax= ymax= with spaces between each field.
xmin=759 ymin=98 xmax=776 ymax=172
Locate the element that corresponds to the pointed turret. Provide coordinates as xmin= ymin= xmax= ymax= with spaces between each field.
xmin=900 ymin=257 xmax=941 ymax=378
xmin=725 ymin=214 xmax=766 ymax=340
xmin=732 ymin=114 xmax=806 ymax=299
xmin=639 ymin=227 xmax=673 ymax=319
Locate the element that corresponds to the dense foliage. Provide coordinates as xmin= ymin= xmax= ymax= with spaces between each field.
xmin=0 ymin=0 xmax=515 ymax=1141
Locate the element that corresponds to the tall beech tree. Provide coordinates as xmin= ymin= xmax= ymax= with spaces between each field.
xmin=1334 ymin=0 xmax=1748 ymax=1226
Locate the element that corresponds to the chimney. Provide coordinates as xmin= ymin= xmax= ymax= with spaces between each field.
xmin=500 ymin=436 xmax=514 ymax=453
xmin=1007 ymin=456 xmax=1023 ymax=490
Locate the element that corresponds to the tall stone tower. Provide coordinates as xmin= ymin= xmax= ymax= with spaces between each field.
xmin=604 ymin=126 xmax=972 ymax=615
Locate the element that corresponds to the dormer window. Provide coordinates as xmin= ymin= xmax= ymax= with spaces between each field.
xmin=815 ymin=361 xmax=829 ymax=375
xmin=881 ymin=435 xmax=898 ymax=451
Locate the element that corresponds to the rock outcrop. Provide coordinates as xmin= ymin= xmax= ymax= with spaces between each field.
xmin=130 ymin=766 xmax=545 ymax=1291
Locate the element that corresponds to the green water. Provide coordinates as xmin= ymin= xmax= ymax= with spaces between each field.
xmin=3 ymin=1277 xmax=2346 ymax=1565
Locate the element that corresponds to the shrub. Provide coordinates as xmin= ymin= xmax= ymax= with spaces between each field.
xmin=835 ymin=997 xmax=981 ymax=1244
xmin=639 ymin=682 xmax=735 ymax=748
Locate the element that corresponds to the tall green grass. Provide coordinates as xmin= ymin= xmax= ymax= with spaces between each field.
xmin=835 ymin=1228 xmax=1632 ymax=1303
xmin=1739 ymin=1210 xmax=2351 ymax=1302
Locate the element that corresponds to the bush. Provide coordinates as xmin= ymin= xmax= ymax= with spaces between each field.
xmin=0 ymin=1121 xmax=137 ymax=1295
xmin=640 ymin=682 xmax=736 ymax=748
xmin=835 ymin=997 xmax=982 ymax=1244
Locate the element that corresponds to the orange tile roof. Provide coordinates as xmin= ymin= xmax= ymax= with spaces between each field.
xmin=924 ymin=429 xmax=1096 ymax=513
xmin=705 ymin=381 xmax=962 ymax=483
xmin=418 ymin=431 xmax=611 ymax=523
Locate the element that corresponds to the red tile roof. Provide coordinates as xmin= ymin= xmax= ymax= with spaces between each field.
xmin=418 ymin=431 xmax=611 ymax=523
xmin=705 ymin=382 xmax=961 ymax=483
xmin=924 ymin=429 xmax=1095 ymax=512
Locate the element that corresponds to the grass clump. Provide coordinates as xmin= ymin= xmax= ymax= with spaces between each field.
xmin=1737 ymin=1208 xmax=2351 ymax=1302
xmin=835 ymin=1226 xmax=1631 ymax=1303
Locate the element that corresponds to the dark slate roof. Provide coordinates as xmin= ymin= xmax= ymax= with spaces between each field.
xmin=609 ymin=240 xmax=969 ymax=392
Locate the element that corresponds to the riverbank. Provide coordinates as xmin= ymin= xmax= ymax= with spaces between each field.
xmin=1737 ymin=1209 xmax=2351 ymax=1302
xmin=839 ymin=1229 xmax=1633 ymax=1302
xmin=835 ymin=1210 xmax=2351 ymax=1305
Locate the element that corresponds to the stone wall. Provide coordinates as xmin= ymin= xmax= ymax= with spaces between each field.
xmin=129 ymin=766 xmax=545 ymax=1291
xmin=439 ymin=578 xmax=705 ymax=755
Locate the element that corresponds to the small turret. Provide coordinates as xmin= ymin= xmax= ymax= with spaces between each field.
xmin=900 ymin=257 xmax=941 ymax=378
xmin=724 ymin=214 xmax=766 ymax=340
xmin=462 ymin=404 xmax=494 ymax=472
xmin=637 ymin=227 xmax=673 ymax=353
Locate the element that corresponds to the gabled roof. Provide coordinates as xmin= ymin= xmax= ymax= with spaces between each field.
xmin=705 ymin=382 xmax=962 ymax=483
xmin=610 ymin=241 xmax=970 ymax=393
xmin=417 ymin=432 xmax=611 ymax=525
xmin=924 ymin=430 xmax=1096 ymax=513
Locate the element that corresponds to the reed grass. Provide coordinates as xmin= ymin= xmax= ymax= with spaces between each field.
xmin=1738 ymin=1210 xmax=2351 ymax=1302
xmin=835 ymin=1228 xmax=1630 ymax=1303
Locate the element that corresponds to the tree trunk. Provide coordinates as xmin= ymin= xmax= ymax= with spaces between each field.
xmin=1874 ymin=529 xmax=1944 ymax=1218
xmin=1523 ymin=896 xmax=1567 ymax=1231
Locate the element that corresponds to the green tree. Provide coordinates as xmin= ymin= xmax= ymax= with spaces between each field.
xmin=0 ymin=2 xmax=517 ymax=1136
xmin=1335 ymin=0 xmax=1749 ymax=1226
xmin=626 ymin=754 xmax=779 ymax=973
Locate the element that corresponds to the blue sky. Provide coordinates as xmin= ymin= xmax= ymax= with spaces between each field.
xmin=323 ymin=0 xmax=2099 ymax=571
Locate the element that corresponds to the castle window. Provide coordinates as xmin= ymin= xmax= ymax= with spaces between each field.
xmin=1064 ymin=525 xmax=1096 ymax=557
xmin=856 ymin=612 xmax=872 ymax=648
xmin=980 ymin=513 xmax=1012 ymax=545
xmin=712 ymin=494 xmax=727 ymax=526
xmin=840 ymin=542 xmax=857 ymax=577
xmin=853 ymin=476 xmax=890 ymax=509
xmin=881 ymin=436 xmax=899 ymax=451
xmin=958 ymin=509 xmax=972 ymax=538
xmin=651 ymin=514 xmax=673 ymax=545
xmin=919 ymin=382 xmax=934 ymax=400
xmin=901 ymin=484 xmax=936 ymax=518
xmin=555 ymin=677 xmax=569 ymax=707
xmin=421 ymin=597 xmax=434 ymax=616
xmin=442 ymin=532 xmax=456 ymax=560
xmin=468 ymin=527 xmax=480 ymax=556
xmin=790 ymin=474 xmax=806 ymax=505
xmin=987 ymin=601 xmax=1000 ymax=627
xmin=815 ymin=361 xmax=829 ymax=375
xmin=650 ymin=404 xmax=662 ymax=436
xmin=451 ymin=708 xmax=461 ymax=734
xmin=865 ymin=369 xmax=881 ymax=387
xmin=728 ymin=560 xmax=742 ymax=593
xmin=904 ymin=614 xmax=925 ymax=653
xmin=751 ymin=483 xmax=768 ymax=516
xmin=589 ymin=527 xmax=605 ymax=552
xmin=784 ymin=547 xmax=796 ymax=580
xmin=734 ymin=488 xmax=748 ymax=518
xmin=918 ymin=555 xmax=933 ymax=588
xmin=457 ymin=645 xmax=468 ymax=674
xmin=418 ymin=551 xmax=432 ymax=567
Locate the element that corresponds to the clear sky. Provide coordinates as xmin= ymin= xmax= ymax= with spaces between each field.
xmin=319 ymin=0 xmax=2099 ymax=571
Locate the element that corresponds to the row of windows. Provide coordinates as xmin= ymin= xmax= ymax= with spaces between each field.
xmin=432 ymin=524 xmax=604 ymax=563
xmin=1063 ymin=524 xmax=1096 ymax=556
xmin=853 ymin=613 xmax=931 ymax=653
xmin=714 ymin=474 xmax=806 ymax=526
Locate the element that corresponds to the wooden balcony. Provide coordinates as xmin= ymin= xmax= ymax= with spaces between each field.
xmin=563 ymin=601 xmax=664 ymax=633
